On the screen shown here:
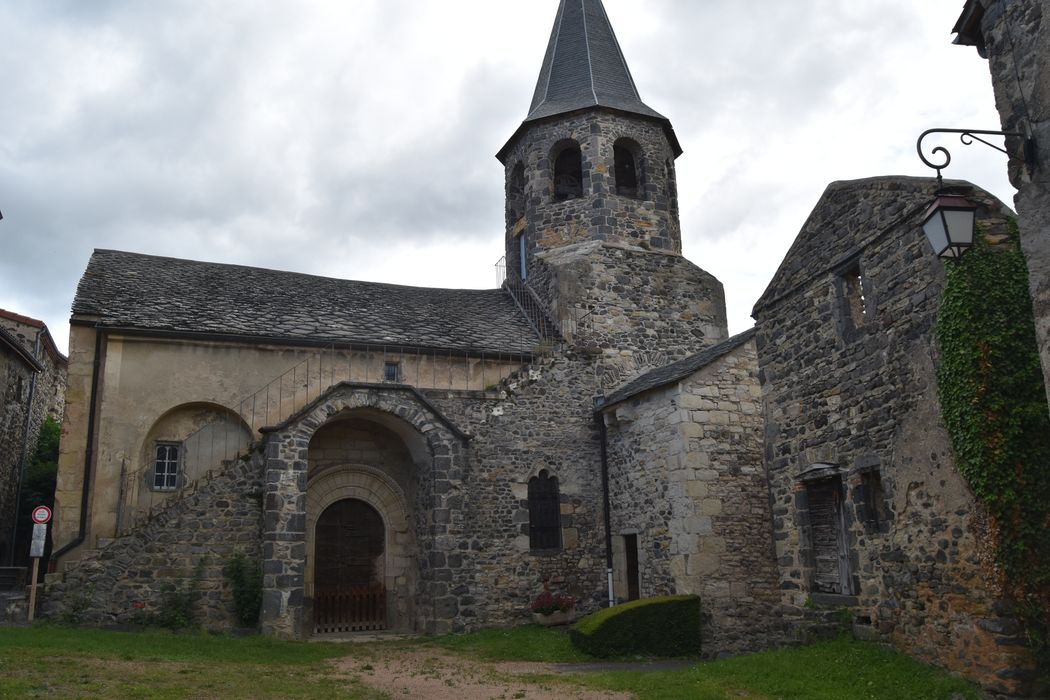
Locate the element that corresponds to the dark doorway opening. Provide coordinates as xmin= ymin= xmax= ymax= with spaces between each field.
xmin=314 ymin=499 xmax=387 ymax=633
xmin=624 ymin=534 xmax=640 ymax=601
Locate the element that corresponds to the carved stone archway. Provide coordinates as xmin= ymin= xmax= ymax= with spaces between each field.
xmin=259 ymin=383 xmax=469 ymax=639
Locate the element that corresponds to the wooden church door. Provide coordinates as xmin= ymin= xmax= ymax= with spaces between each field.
xmin=313 ymin=499 xmax=387 ymax=633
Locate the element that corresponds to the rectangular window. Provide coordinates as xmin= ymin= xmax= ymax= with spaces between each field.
xmin=153 ymin=444 xmax=180 ymax=491
xmin=860 ymin=470 xmax=886 ymax=529
xmin=383 ymin=361 xmax=400 ymax=383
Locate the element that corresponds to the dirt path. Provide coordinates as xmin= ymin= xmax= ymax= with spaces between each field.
xmin=334 ymin=647 xmax=633 ymax=699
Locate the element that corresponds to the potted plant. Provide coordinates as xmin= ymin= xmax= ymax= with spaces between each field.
xmin=530 ymin=589 xmax=576 ymax=626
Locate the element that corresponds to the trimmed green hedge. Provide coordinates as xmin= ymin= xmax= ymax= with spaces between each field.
xmin=569 ymin=595 xmax=701 ymax=658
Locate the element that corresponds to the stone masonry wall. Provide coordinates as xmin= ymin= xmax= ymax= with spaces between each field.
xmin=975 ymin=0 xmax=1050 ymax=414
xmin=0 ymin=314 xmax=66 ymax=566
xmin=753 ymin=178 xmax=1035 ymax=695
xmin=528 ymin=242 xmax=727 ymax=382
xmin=0 ymin=346 xmax=36 ymax=563
xmin=41 ymin=454 xmax=263 ymax=629
xmin=603 ymin=339 xmax=784 ymax=657
xmin=427 ymin=351 xmax=610 ymax=627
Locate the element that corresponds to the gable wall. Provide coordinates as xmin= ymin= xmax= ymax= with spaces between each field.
xmin=753 ymin=192 xmax=1035 ymax=693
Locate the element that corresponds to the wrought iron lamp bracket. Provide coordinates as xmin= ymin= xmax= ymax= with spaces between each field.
xmin=917 ymin=127 xmax=1036 ymax=188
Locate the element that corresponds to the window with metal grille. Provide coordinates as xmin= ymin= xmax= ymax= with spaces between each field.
xmin=383 ymin=362 xmax=400 ymax=383
xmin=528 ymin=470 xmax=561 ymax=550
xmin=153 ymin=443 xmax=180 ymax=491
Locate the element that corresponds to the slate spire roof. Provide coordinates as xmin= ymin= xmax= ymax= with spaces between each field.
xmin=499 ymin=0 xmax=681 ymax=160
xmin=527 ymin=0 xmax=665 ymax=124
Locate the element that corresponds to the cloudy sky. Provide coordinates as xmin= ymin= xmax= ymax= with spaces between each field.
xmin=0 ymin=0 xmax=1013 ymax=354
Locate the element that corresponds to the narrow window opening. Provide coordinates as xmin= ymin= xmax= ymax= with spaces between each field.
xmin=153 ymin=443 xmax=180 ymax=491
xmin=860 ymin=470 xmax=886 ymax=529
xmin=841 ymin=261 xmax=868 ymax=328
xmin=614 ymin=144 xmax=639 ymax=197
xmin=528 ymin=470 xmax=561 ymax=550
xmin=383 ymin=361 xmax=400 ymax=383
xmin=14 ymin=376 xmax=23 ymax=401
xmin=624 ymin=534 xmax=640 ymax=600
xmin=552 ymin=144 xmax=583 ymax=201
xmin=507 ymin=163 xmax=525 ymax=226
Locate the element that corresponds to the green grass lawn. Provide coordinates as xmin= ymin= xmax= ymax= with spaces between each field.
xmin=0 ymin=624 xmax=982 ymax=699
xmin=0 ymin=625 xmax=381 ymax=699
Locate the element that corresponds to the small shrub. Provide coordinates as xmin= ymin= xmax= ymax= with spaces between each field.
xmin=137 ymin=558 xmax=206 ymax=630
xmin=60 ymin=583 xmax=94 ymax=626
xmin=224 ymin=552 xmax=262 ymax=628
xmin=530 ymin=591 xmax=575 ymax=615
xmin=569 ymin=595 xmax=701 ymax=658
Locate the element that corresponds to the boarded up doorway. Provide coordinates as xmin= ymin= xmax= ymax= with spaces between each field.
xmin=313 ymin=499 xmax=387 ymax=633
xmin=806 ymin=479 xmax=852 ymax=594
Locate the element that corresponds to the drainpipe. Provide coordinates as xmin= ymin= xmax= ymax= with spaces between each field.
xmin=595 ymin=401 xmax=614 ymax=608
xmin=51 ymin=328 xmax=104 ymax=563
xmin=8 ymin=331 xmax=42 ymax=565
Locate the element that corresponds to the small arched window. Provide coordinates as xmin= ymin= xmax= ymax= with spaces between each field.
xmin=614 ymin=140 xmax=642 ymax=197
xmin=552 ymin=143 xmax=583 ymax=201
xmin=507 ymin=162 xmax=525 ymax=225
xmin=528 ymin=470 xmax=561 ymax=550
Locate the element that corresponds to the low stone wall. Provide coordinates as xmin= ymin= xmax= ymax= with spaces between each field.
xmin=42 ymin=455 xmax=263 ymax=630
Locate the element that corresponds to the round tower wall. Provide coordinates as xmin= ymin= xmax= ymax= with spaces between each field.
xmin=503 ymin=111 xmax=682 ymax=279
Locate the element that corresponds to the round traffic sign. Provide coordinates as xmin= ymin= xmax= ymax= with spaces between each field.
xmin=31 ymin=505 xmax=52 ymax=524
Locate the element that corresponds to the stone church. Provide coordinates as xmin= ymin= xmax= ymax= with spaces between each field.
xmin=44 ymin=0 xmax=1040 ymax=695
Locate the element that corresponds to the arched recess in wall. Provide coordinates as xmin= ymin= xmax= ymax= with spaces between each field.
xmin=131 ymin=402 xmax=253 ymax=515
xmin=614 ymin=138 xmax=643 ymax=198
xmin=551 ymin=140 xmax=584 ymax=201
xmin=507 ymin=162 xmax=526 ymax=225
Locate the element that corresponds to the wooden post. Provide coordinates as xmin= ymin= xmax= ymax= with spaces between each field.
xmin=27 ymin=557 xmax=40 ymax=622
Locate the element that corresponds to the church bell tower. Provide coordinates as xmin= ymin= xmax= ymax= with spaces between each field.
xmin=497 ymin=0 xmax=727 ymax=362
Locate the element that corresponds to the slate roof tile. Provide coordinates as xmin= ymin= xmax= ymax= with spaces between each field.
xmin=73 ymin=250 xmax=540 ymax=355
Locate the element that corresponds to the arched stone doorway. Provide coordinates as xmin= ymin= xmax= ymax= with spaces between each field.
xmin=260 ymin=383 xmax=470 ymax=640
xmin=313 ymin=498 xmax=387 ymax=633
xmin=304 ymin=411 xmax=421 ymax=635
